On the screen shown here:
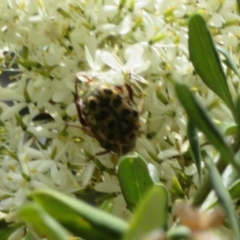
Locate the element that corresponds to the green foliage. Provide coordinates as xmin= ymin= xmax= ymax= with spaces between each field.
xmin=205 ymin=158 xmax=240 ymax=239
xmin=0 ymin=221 xmax=21 ymax=240
xmin=18 ymin=203 xmax=70 ymax=240
xmin=123 ymin=185 xmax=168 ymax=240
xmin=27 ymin=188 xmax=128 ymax=240
xmin=188 ymin=14 xmax=236 ymax=116
xmin=12 ymin=159 xmax=169 ymax=240
xmin=117 ymin=154 xmax=156 ymax=211
xmin=175 ymin=82 xmax=239 ymax=173
xmin=118 ymin=154 xmax=168 ymax=240
xmin=181 ymin=13 xmax=240 ymax=238
xmin=187 ymin=120 xmax=201 ymax=181
xmin=13 ymin=154 xmax=170 ymax=240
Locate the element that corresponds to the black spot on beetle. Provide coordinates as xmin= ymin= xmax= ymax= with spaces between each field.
xmin=98 ymin=102 xmax=105 ymax=108
xmin=103 ymin=96 xmax=111 ymax=103
xmin=112 ymin=95 xmax=122 ymax=108
xmin=129 ymin=133 xmax=135 ymax=139
xmin=121 ymin=108 xmax=131 ymax=116
xmin=94 ymin=110 xmax=109 ymax=121
xmin=132 ymin=110 xmax=139 ymax=117
xmin=88 ymin=99 xmax=97 ymax=110
xmin=108 ymin=119 xmax=116 ymax=130
xmin=99 ymin=110 xmax=109 ymax=119
xmin=107 ymin=133 xmax=115 ymax=140
xmin=103 ymin=88 xmax=113 ymax=95
xmin=98 ymin=96 xmax=111 ymax=107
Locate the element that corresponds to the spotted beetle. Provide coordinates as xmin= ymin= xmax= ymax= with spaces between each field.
xmin=73 ymin=74 xmax=141 ymax=155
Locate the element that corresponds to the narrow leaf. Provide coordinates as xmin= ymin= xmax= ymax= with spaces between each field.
xmin=23 ymin=231 xmax=37 ymax=240
xmin=0 ymin=216 xmax=21 ymax=240
xmin=0 ymin=226 xmax=20 ymax=240
xmin=187 ymin=120 xmax=201 ymax=181
xmin=18 ymin=203 xmax=70 ymax=240
xmin=166 ymin=226 xmax=191 ymax=240
xmin=237 ymin=0 xmax=240 ymax=13
xmin=175 ymin=83 xmax=240 ymax=175
xmin=118 ymin=154 xmax=155 ymax=211
xmin=224 ymin=125 xmax=238 ymax=136
xmin=205 ymin=158 xmax=240 ymax=239
xmin=17 ymin=60 xmax=42 ymax=70
xmin=29 ymin=188 xmax=128 ymax=240
xmin=217 ymin=46 xmax=240 ymax=79
xmin=22 ymin=46 xmax=29 ymax=59
xmin=203 ymin=179 xmax=240 ymax=210
xmin=189 ymin=14 xmax=235 ymax=113
xmin=235 ymin=96 xmax=240 ymax=143
xmin=123 ymin=185 xmax=168 ymax=240
xmin=172 ymin=177 xmax=184 ymax=198
xmin=228 ymin=179 xmax=240 ymax=201
xmin=57 ymin=8 xmax=72 ymax=19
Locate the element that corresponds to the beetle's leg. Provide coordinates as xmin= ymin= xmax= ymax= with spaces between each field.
xmin=96 ymin=148 xmax=121 ymax=157
xmin=76 ymin=73 xmax=92 ymax=83
xmin=96 ymin=150 xmax=120 ymax=167
xmin=73 ymin=77 xmax=88 ymax=126
xmin=115 ymin=85 xmax=124 ymax=94
xmin=65 ymin=120 xmax=97 ymax=138
xmin=95 ymin=149 xmax=111 ymax=156
xmin=95 ymin=142 xmax=122 ymax=156
xmin=110 ymin=153 xmax=120 ymax=166
xmin=125 ymin=83 xmax=136 ymax=104
xmin=65 ymin=122 xmax=82 ymax=129
xmin=116 ymin=143 xmax=122 ymax=156
xmin=115 ymin=83 xmax=135 ymax=104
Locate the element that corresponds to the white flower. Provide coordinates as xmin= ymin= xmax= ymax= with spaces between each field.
xmin=0 ymin=1 xmax=239 ymax=238
xmin=94 ymin=172 xmax=121 ymax=193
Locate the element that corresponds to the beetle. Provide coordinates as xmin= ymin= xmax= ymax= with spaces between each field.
xmin=73 ymin=74 xmax=141 ymax=155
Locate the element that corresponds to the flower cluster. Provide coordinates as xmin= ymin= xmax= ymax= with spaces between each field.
xmin=0 ymin=0 xmax=238 ymax=224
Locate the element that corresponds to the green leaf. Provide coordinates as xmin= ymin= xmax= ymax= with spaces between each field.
xmin=117 ymin=153 xmax=155 ymax=211
xmin=147 ymin=163 xmax=160 ymax=184
xmin=188 ymin=14 xmax=235 ymax=114
xmin=22 ymin=45 xmax=29 ymax=59
xmin=0 ymin=215 xmax=22 ymax=240
xmin=29 ymin=188 xmax=128 ymax=240
xmin=23 ymin=231 xmax=38 ymax=240
xmin=237 ymin=0 xmax=240 ymax=13
xmin=18 ymin=203 xmax=70 ymax=240
xmin=15 ymin=114 xmax=27 ymax=131
xmin=221 ymin=149 xmax=240 ymax=194
xmin=217 ymin=46 xmax=240 ymax=79
xmin=0 ymin=226 xmax=21 ymax=240
xmin=175 ymin=83 xmax=240 ymax=175
xmin=225 ymin=125 xmax=238 ymax=136
xmin=57 ymin=8 xmax=72 ymax=19
xmin=228 ymin=179 xmax=240 ymax=201
xmin=205 ymin=158 xmax=240 ymax=240
xmin=203 ymin=179 xmax=240 ymax=210
xmin=166 ymin=226 xmax=191 ymax=240
xmin=123 ymin=185 xmax=168 ymax=240
xmin=204 ymin=150 xmax=240 ymax=208
xmin=171 ymin=177 xmax=184 ymax=198
xmin=187 ymin=120 xmax=201 ymax=181
xmin=235 ymin=96 xmax=240 ymax=143
xmin=17 ymin=59 xmax=42 ymax=70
